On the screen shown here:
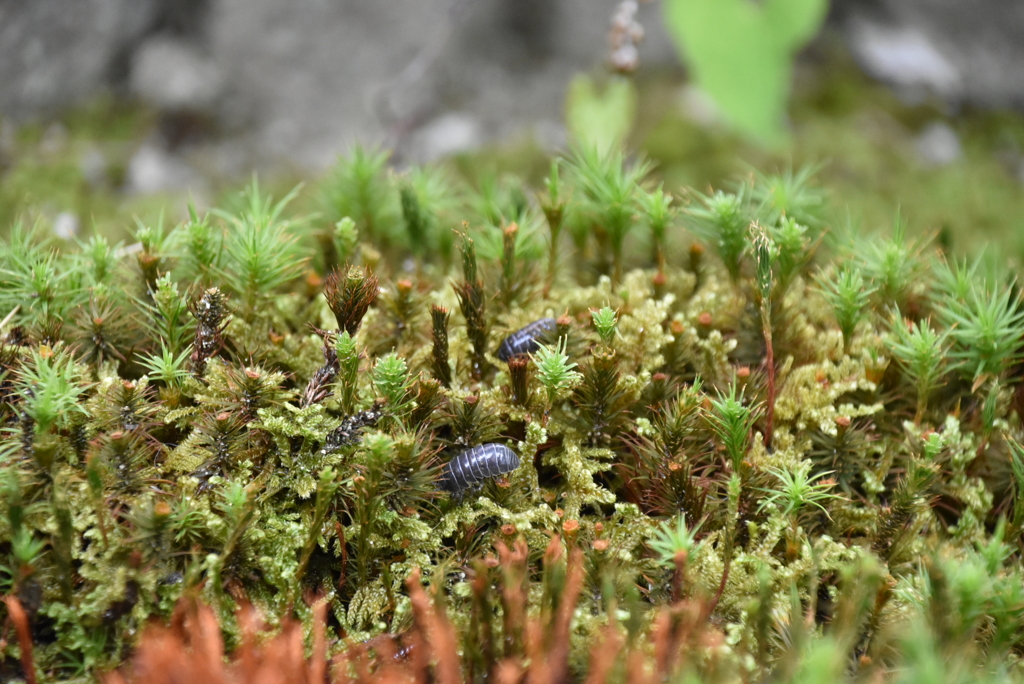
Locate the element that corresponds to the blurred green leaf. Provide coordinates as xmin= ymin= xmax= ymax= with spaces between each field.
xmin=663 ymin=0 xmax=829 ymax=145
xmin=565 ymin=74 xmax=637 ymax=153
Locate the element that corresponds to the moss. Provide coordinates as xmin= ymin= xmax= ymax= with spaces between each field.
xmin=635 ymin=45 xmax=1024 ymax=264
xmin=5 ymin=137 xmax=1024 ymax=683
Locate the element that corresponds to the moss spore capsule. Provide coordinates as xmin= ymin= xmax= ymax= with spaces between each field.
xmin=439 ymin=443 xmax=520 ymax=498
xmin=497 ymin=318 xmax=557 ymax=362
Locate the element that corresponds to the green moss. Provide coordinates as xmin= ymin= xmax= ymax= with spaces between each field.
xmin=636 ymin=47 xmax=1024 ymax=264
xmin=5 ymin=135 xmax=1024 ymax=683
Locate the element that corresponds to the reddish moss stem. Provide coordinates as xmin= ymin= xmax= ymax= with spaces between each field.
xmin=3 ymin=597 xmax=36 ymax=684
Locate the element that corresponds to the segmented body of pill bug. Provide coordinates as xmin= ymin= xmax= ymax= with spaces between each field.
xmin=497 ymin=317 xmax=557 ymax=361
xmin=439 ymin=443 xmax=520 ymax=498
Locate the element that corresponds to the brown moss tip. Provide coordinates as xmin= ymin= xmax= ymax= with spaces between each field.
xmin=323 ymin=265 xmax=379 ymax=336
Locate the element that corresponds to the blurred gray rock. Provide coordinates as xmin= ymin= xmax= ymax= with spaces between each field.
xmin=130 ymin=36 xmax=223 ymax=111
xmin=126 ymin=144 xmax=203 ymax=194
xmin=79 ymin=147 xmax=109 ymax=188
xmin=838 ymin=0 xmax=1024 ymax=108
xmin=9 ymin=0 xmax=1024 ymax=177
xmin=6 ymin=0 xmax=1024 ymax=179
xmin=915 ymin=121 xmax=961 ymax=167
xmin=52 ymin=212 xmax=80 ymax=240
xmin=204 ymin=0 xmax=677 ymax=169
xmin=409 ymin=112 xmax=483 ymax=162
xmin=0 ymin=121 xmax=15 ymax=159
xmin=532 ymin=119 xmax=568 ymax=152
xmin=677 ymin=84 xmax=722 ymax=126
xmin=39 ymin=123 xmax=69 ymax=156
xmin=0 ymin=0 xmax=676 ymax=170
xmin=846 ymin=20 xmax=960 ymax=99
xmin=0 ymin=0 xmax=159 ymax=117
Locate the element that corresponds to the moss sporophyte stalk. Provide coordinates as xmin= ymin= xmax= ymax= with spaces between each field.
xmin=5 ymin=144 xmax=1024 ymax=683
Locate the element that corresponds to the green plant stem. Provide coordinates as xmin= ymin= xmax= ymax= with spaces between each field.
xmin=501 ymin=223 xmax=518 ymax=309
xmin=545 ymin=214 xmax=562 ymax=297
xmin=915 ymin=386 xmax=928 ymax=426
xmin=353 ymin=478 xmax=380 ymax=588
xmin=292 ymin=471 xmax=339 ymax=608
xmin=786 ymin=515 xmax=799 ymax=562
xmin=709 ymin=526 xmax=734 ymax=613
xmin=761 ymin=301 xmax=775 ymax=449
xmin=711 ymin=473 xmax=742 ymax=613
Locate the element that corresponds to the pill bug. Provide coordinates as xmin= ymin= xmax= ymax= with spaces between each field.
xmin=439 ymin=443 xmax=520 ymax=498
xmin=496 ymin=317 xmax=557 ymax=361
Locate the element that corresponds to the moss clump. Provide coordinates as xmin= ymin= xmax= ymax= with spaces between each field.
xmin=3 ymin=146 xmax=1024 ymax=683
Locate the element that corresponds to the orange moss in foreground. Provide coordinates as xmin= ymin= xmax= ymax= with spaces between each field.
xmin=78 ymin=539 xmax=714 ymax=684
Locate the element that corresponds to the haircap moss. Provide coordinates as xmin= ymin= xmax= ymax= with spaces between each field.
xmin=0 ymin=150 xmax=1022 ymax=682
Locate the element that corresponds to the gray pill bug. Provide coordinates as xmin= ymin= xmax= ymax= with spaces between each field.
xmin=497 ymin=317 xmax=557 ymax=361
xmin=439 ymin=443 xmax=520 ymax=499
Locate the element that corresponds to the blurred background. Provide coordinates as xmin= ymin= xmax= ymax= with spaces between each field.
xmin=2 ymin=0 xmax=1024 ymax=255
